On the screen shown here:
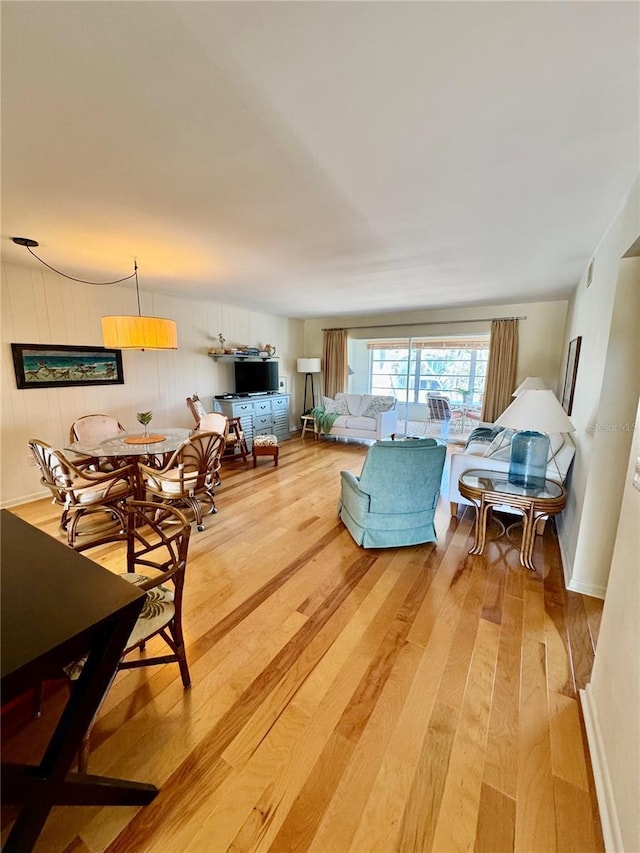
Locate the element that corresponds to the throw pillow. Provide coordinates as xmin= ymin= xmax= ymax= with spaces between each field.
xmin=483 ymin=429 xmax=515 ymax=461
xmin=323 ymin=396 xmax=349 ymax=415
xmin=361 ymin=397 xmax=395 ymax=418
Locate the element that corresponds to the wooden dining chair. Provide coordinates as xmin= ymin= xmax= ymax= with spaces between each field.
xmin=69 ymin=413 xmax=126 ymax=444
xmin=186 ymin=394 xmax=208 ymax=425
xmin=69 ymin=501 xmax=192 ymax=771
xmin=27 ymin=439 xmax=135 ymax=547
xmin=69 ymin=413 xmax=126 ymax=470
xmin=137 ymin=431 xmax=225 ymax=531
xmin=187 ymin=396 xmax=249 ymax=464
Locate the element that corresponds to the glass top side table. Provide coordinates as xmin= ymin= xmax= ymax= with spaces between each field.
xmin=458 ymin=468 xmax=567 ymax=571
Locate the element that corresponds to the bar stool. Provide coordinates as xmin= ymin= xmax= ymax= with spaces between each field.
xmin=300 ymin=415 xmax=318 ymax=440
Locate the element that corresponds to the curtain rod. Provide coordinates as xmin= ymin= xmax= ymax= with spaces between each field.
xmin=322 ymin=316 xmax=525 ymax=331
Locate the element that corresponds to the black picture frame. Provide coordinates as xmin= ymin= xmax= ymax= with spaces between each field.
xmin=561 ymin=336 xmax=581 ymax=415
xmin=11 ymin=343 xmax=124 ymax=389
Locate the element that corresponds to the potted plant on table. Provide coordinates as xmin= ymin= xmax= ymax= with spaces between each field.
xmin=136 ymin=411 xmax=153 ymax=438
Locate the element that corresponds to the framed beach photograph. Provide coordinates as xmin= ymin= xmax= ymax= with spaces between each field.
xmin=11 ymin=343 xmax=124 ymax=389
xmin=561 ymin=336 xmax=581 ymax=415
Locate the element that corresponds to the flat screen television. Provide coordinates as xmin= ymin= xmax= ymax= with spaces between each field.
xmin=234 ymin=360 xmax=279 ymax=395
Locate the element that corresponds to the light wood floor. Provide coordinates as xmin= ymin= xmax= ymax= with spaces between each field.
xmin=2 ymin=436 xmax=604 ymax=853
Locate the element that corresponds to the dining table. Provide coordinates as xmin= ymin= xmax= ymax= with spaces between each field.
xmin=66 ymin=428 xmax=192 ymax=499
xmin=1 ymin=510 xmax=158 ymax=851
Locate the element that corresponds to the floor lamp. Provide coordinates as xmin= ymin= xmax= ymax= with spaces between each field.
xmin=297 ymin=358 xmax=321 ymax=413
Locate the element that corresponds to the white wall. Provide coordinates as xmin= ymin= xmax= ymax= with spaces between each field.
xmin=581 ymin=394 xmax=640 ymax=852
xmin=557 ymin=176 xmax=640 ymax=597
xmin=1 ymin=262 xmax=305 ymax=506
xmin=304 ymin=299 xmax=569 ymax=400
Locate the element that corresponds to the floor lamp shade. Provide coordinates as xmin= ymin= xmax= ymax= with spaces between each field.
xmin=297 ymin=358 xmax=321 ymax=374
xmin=297 ymin=357 xmax=321 ymax=413
xmin=495 ymin=390 xmax=575 ymax=488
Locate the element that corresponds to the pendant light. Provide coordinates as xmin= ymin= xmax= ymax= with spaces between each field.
xmin=11 ymin=237 xmax=178 ymax=350
xmin=101 ymin=261 xmax=178 ymax=350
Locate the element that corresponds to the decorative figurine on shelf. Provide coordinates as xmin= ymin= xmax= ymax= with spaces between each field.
xmin=218 ymin=333 xmax=225 ymax=348
xmin=264 ymin=344 xmax=276 ymax=357
xmin=136 ymin=411 xmax=153 ymax=437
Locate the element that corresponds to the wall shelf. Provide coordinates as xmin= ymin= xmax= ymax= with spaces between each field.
xmin=208 ymin=353 xmax=278 ymax=363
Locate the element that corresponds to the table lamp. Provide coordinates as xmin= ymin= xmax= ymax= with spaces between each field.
xmin=297 ymin=357 xmax=321 ymax=413
xmin=495 ymin=389 xmax=575 ymax=488
xmin=512 ymin=376 xmax=547 ymax=396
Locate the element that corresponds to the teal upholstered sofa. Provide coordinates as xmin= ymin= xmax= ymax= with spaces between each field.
xmin=338 ymin=438 xmax=446 ymax=548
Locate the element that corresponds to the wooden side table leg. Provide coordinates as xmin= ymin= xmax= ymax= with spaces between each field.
xmin=469 ymin=497 xmax=489 ymax=555
xmin=520 ymin=505 xmax=537 ymax=570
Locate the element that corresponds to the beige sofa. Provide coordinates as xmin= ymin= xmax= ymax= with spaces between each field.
xmin=318 ymin=393 xmax=398 ymax=442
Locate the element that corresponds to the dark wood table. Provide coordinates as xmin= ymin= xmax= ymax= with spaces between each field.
xmin=1 ymin=510 xmax=158 ymax=852
xmin=458 ymin=469 xmax=567 ymax=570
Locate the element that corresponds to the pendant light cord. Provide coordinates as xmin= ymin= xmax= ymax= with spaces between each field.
xmin=134 ymin=261 xmax=142 ymax=316
xmin=22 ymin=242 xmax=138 ymax=286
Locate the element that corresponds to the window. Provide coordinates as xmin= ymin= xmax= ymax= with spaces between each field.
xmin=369 ymin=338 xmax=489 ymax=407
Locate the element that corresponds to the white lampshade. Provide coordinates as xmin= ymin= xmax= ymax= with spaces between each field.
xmin=102 ymin=315 xmax=178 ymax=350
xmin=297 ymin=357 xmax=321 ymax=373
xmin=513 ymin=376 xmax=547 ymax=396
xmin=495 ymin=389 xmax=575 ymax=433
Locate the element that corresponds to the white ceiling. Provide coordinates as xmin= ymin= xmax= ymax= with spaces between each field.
xmin=2 ymin=1 xmax=638 ymax=319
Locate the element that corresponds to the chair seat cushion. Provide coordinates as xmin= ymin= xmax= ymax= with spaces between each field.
xmin=71 ymin=476 xmax=130 ymax=504
xmin=144 ymin=468 xmax=199 ymax=495
xmin=253 ymin=434 xmax=278 ymax=446
xmin=343 ymin=416 xmax=377 ymax=432
xmin=64 ymin=573 xmax=175 ymax=680
xmin=120 ymin=573 xmax=175 ymax=649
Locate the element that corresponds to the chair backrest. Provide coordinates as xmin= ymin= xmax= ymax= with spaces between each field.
xmin=159 ymin=431 xmax=225 ymax=493
xmin=28 ymin=439 xmax=73 ymax=503
xmin=358 ymin=438 xmax=447 ymax=514
xmin=427 ymin=395 xmax=452 ymax=421
xmin=70 ymin=414 xmax=125 ymax=444
xmin=29 ymin=438 xmax=134 ymax=510
xmin=186 ymin=395 xmax=208 ymax=425
xmin=76 ymin=500 xmax=191 ymax=579
xmin=125 ymin=501 xmax=191 ymax=592
xmin=197 ymin=411 xmax=229 ymax=437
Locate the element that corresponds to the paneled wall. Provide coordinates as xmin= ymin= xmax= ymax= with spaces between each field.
xmin=1 ymin=263 xmax=305 ymax=506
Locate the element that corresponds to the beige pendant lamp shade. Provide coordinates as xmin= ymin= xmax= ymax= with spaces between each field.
xmin=11 ymin=237 xmax=178 ymax=351
xmin=101 ymin=315 xmax=178 ymax=350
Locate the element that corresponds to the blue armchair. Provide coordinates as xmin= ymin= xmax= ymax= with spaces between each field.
xmin=338 ymin=438 xmax=446 ymax=548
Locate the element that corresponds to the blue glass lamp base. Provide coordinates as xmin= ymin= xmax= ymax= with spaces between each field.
xmin=508 ymin=430 xmax=549 ymax=489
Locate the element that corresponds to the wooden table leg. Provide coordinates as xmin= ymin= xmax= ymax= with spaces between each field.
xmin=519 ymin=507 xmax=547 ymax=571
xmin=468 ymin=496 xmax=488 ymax=555
xmin=1 ymin=599 xmax=157 ymax=851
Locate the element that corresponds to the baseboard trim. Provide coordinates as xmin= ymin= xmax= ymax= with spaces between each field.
xmin=0 ymin=489 xmax=49 ymax=509
xmin=580 ymin=684 xmax=624 ymax=852
xmin=557 ymin=530 xmax=606 ymax=599
xmin=567 ymin=576 xmax=607 ymax=599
